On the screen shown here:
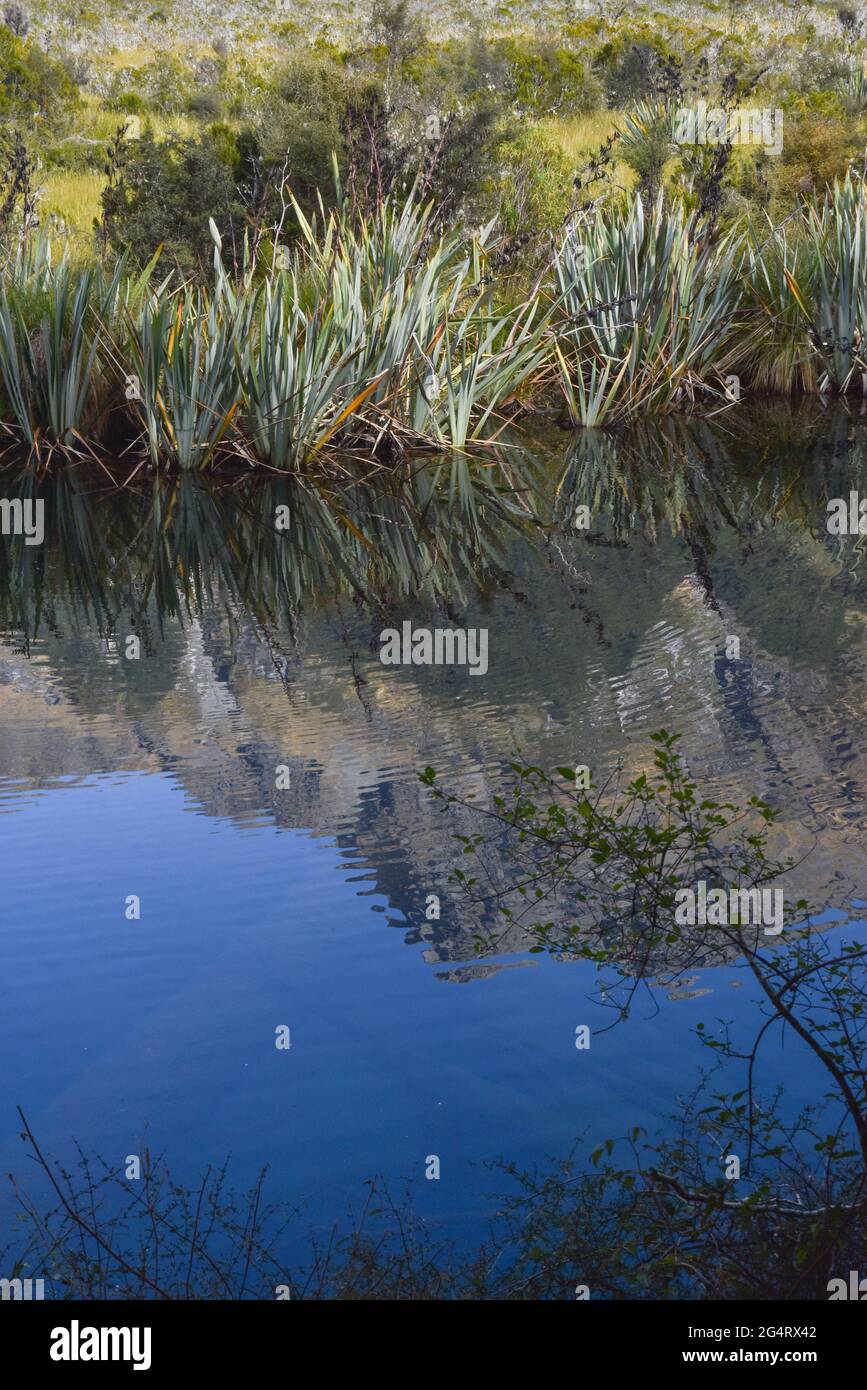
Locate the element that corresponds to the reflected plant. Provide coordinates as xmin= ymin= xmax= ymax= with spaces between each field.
xmin=551 ymin=403 xmax=867 ymax=577
xmin=553 ymin=415 xmax=740 ymax=543
xmin=0 ymin=449 xmax=539 ymax=643
xmin=421 ymin=730 xmax=804 ymax=986
xmin=3 ymin=728 xmax=867 ymax=1300
xmin=417 ymin=730 xmax=867 ymax=1295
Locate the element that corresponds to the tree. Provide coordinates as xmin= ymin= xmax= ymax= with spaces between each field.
xmin=2 ymin=4 xmax=29 ymax=38
xmin=99 ymin=131 xmax=248 ymax=277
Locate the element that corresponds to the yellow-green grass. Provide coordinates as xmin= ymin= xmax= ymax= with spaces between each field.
xmin=37 ymin=107 xmax=635 ymax=256
xmin=37 ymin=103 xmax=210 ymax=257
xmin=544 ymin=111 xmax=637 ymax=195
xmin=71 ymin=93 xmax=203 ymax=142
xmin=100 ymin=44 xmax=220 ymax=68
xmin=546 ymin=111 xmax=622 ymax=160
xmin=40 ymin=170 xmax=105 ymax=253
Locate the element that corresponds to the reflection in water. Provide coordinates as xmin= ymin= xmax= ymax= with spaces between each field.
xmin=2 ymin=405 xmax=867 ymax=1255
xmin=3 ymin=410 xmax=867 ymax=962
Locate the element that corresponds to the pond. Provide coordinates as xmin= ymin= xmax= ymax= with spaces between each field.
xmin=2 ymin=401 xmax=866 ymax=1260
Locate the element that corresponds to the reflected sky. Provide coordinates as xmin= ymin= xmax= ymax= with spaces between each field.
xmin=2 ymin=405 xmax=867 ymax=1245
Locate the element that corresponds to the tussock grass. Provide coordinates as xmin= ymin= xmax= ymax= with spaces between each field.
xmin=544 ymin=112 xmax=637 ymax=195
xmin=40 ymin=171 xmax=105 ymax=245
xmin=0 ymin=192 xmax=549 ymax=468
xmin=550 ymin=192 xmax=743 ymax=425
xmin=4 ymin=172 xmax=867 ymax=468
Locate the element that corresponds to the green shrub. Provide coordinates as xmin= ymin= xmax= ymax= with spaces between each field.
xmin=206 ymin=122 xmax=241 ymax=168
xmin=782 ymin=35 xmax=853 ymax=96
xmin=493 ymin=38 xmax=603 ymax=117
xmin=109 ymin=56 xmax=192 ymax=118
xmin=255 ymin=40 xmax=514 ymax=225
xmin=496 ymin=125 xmax=575 ymax=239
xmin=111 ymin=91 xmax=147 ymax=115
xmin=0 ymin=26 xmax=76 ymax=127
xmin=594 ymin=34 xmax=677 ymax=109
xmin=187 ymin=89 xmax=223 ymax=120
xmin=618 ymin=100 xmax=677 ymax=202
xmin=99 ymin=131 xmax=247 ymax=276
xmin=256 ymin=48 xmax=350 ymax=215
xmin=769 ymin=111 xmax=863 ymax=211
xmin=400 ymin=34 xmax=601 ymax=117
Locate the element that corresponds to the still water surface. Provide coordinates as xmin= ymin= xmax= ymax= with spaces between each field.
xmin=2 ymin=405 xmax=866 ymax=1247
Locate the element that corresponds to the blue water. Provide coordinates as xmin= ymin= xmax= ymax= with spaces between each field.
xmin=2 ymin=767 xmax=861 ymax=1249
xmin=2 ymin=424 xmax=867 ymax=1256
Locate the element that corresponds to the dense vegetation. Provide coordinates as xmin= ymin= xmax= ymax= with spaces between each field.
xmin=1 ymin=0 xmax=867 ymax=468
xmin=4 ymin=0 xmax=866 ymax=1308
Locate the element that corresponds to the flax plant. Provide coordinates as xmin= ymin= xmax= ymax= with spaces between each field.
xmin=551 ymin=193 xmax=743 ymax=426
